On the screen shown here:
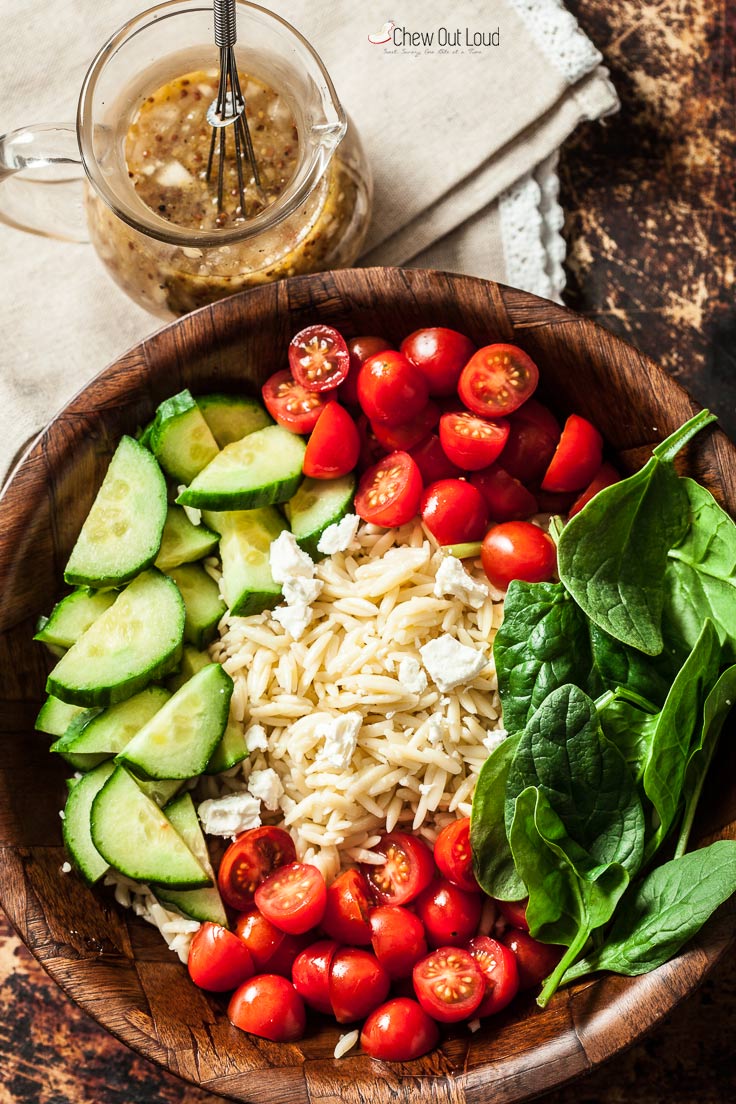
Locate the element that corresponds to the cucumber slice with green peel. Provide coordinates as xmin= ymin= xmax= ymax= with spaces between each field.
xmin=137 ymin=420 xmax=154 ymax=450
xmin=205 ymin=716 xmax=249 ymax=774
xmin=91 ymin=767 xmax=211 ymax=888
xmin=46 ymin=570 xmax=185 ymax=707
xmin=166 ymin=644 xmax=212 ymax=692
xmin=116 ymin=662 xmax=232 ymax=780
xmin=150 ymin=390 xmax=219 ymax=484
xmin=286 ymin=474 xmax=356 ymax=559
xmin=154 ymin=505 xmax=219 ymax=572
xmin=63 ymin=760 xmax=116 ymax=884
xmin=137 ymin=777 xmax=183 ymax=806
xmin=51 ymin=686 xmax=171 ymax=769
xmin=177 ymin=425 xmax=305 ymax=511
xmin=34 ymin=589 xmax=117 ymax=651
xmin=203 ymin=507 xmax=286 ymax=616
xmin=64 ymin=436 xmax=167 ymax=588
xmin=198 ymin=393 xmax=273 ymax=448
xmin=155 ymin=793 xmax=227 ymax=924
xmin=167 ymin=563 xmax=226 ymax=649
xmin=35 ymin=696 xmax=90 ymax=737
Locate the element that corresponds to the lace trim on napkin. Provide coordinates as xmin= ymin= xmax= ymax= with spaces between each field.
xmin=505 ymin=0 xmax=602 ymax=84
xmin=498 ymin=154 xmax=567 ymax=304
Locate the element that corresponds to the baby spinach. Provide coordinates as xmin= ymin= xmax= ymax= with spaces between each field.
xmin=470 ymin=733 xmax=525 ymax=901
xmin=598 ymin=696 xmax=658 ymax=781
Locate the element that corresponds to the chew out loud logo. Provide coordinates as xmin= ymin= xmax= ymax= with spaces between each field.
xmin=368 ymin=21 xmax=501 ymax=48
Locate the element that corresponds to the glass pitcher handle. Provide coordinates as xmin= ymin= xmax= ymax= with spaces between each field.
xmin=0 ymin=124 xmax=88 ymax=243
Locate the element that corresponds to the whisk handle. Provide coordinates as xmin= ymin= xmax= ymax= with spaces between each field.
xmin=213 ymin=0 xmax=237 ymax=48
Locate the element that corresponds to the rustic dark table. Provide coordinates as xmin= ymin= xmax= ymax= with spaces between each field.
xmin=2 ymin=2 xmax=735 ymax=1101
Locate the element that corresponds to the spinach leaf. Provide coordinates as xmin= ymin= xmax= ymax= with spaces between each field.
xmin=557 ymin=410 xmax=716 ymax=655
xmin=561 ymin=840 xmax=736 ymax=981
xmin=470 ymin=733 xmax=525 ymax=901
xmin=598 ymin=696 xmax=658 ymax=780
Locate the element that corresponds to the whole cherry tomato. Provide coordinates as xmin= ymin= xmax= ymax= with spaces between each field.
xmin=470 ymin=464 xmax=538 ymax=522
xmin=255 ymin=862 xmax=327 ymax=935
xmin=292 ymin=939 xmax=339 ymax=1014
xmin=371 ymin=401 xmax=440 ymax=452
xmin=328 ymin=947 xmax=391 ymax=1023
xmin=438 ymin=411 xmax=510 ymax=471
xmin=321 ymin=868 xmax=374 ymax=945
xmin=568 ymin=461 xmax=621 ymax=516
xmin=262 ymin=370 xmax=336 ymax=435
xmin=433 ymin=818 xmax=479 ymax=893
xmin=480 ymin=521 xmax=556 ymax=590
xmin=541 ymin=414 xmax=603 ymax=493
xmin=458 ymin=344 xmax=539 ymax=418
xmin=289 ymin=324 xmax=350 ymax=392
xmin=413 ymin=947 xmax=485 ymax=1022
xmin=369 ymin=905 xmax=428 ymax=979
xmin=354 ymin=451 xmax=423 ymax=527
xmin=228 ymin=974 xmax=306 ymax=1041
xmin=499 ymin=400 xmax=561 ymax=484
xmin=360 ymin=998 xmax=440 ymax=1061
xmin=187 ymin=922 xmax=254 ymax=992
xmin=360 ymin=831 xmax=435 ymax=907
xmin=302 ymin=401 xmax=360 ymax=479
xmin=415 ymin=879 xmax=482 ymax=948
xmin=357 ymin=350 xmax=429 ymax=426
xmin=400 ymin=327 xmax=475 ymax=396
xmin=467 ymin=935 xmax=519 ymax=1017
xmin=409 ymin=433 xmax=461 ymax=484
xmin=501 ymin=929 xmax=563 ymax=991
xmin=420 ymin=479 xmax=489 ymax=546
xmin=340 ymin=336 xmax=393 ymax=406
xmin=217 ymin=826 xmax=296 ymax=912
xmin=495 ymin=898 xmax=530 ymax=932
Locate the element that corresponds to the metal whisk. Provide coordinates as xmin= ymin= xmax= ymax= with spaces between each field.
xmin=206 ymin=0 xmax=265 ymax=219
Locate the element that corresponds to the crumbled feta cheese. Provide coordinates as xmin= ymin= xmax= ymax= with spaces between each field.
xmin=269 ymin=531 xmax=315 ymax=583
xmin=270 ymin=532 xmax=323 ymax=638
xmin=434 ymin=555 xmax=489 ymax=609
xmin=197 ymin=793 xmax=261 ymax=836
xmin=420 ymin=634 xmax=487 ymax=692
xmin=317 ymin=712 xmax=362 ymax=770
xmin=61 ymin=862 xmax=72 ymax=874
xmin=58 ymin=809 xmax=65 ymax=820
xmin=177 ymin=485 xmax=201 ymax=527
xmin=418 ymin=782 xmax=433 ymax=796
xmin=317 ymin=513 xmax=361 ymax=555
xmin=282 ymin=575 xmax=323 ymax=606
xmin=245 ymin=723 xmax=268 ymax=753
xmin=427 ymin=713 xmax=445 ymax=745
xmin=272 ymin=601 xmax=313 ymax=640
xmin=247 ymin=767 xmax=284 ymax=811
xmin=398 ymin=655 xmax=428 ymax=695
xmin=482 ymin=727 xmax=509 ymax=754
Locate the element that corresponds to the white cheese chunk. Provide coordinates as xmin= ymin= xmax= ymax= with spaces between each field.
xmin=482 ymin=727 xmax=509 ymax=754
xmin=433 ymin=555 xmax=489 ymax=609
xmin=272 ymin=601 xmax=313 ymax=640
xmin=245 ymin=723 xmax=268 ymax=753
xmin=317 ymin=513 xmax=361 ymax=555
xmin=420 ymin=634 xmax=487 ymax=692
xmin=317 ymin=712 xmax=362 ymax=770
xmin=247 ymin=767 xmax=284 ymax=811
xmin=269 ymin=531 xmax=316 ymax=583
xmin=398 ymin=655 xmax=428 ymax=695
xmin=282 ymin=574 xmax=323 ymax=606
xmin=197 ymin=793 xmax=261 ymax=837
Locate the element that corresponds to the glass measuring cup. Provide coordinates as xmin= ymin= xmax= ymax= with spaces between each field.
xmin=0 ymin=1 xmax=372 ymax=318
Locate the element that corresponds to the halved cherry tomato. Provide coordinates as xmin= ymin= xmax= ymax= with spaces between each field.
xmin=409 ymin=433 xmax=461 ymax=483
xmin=369 ymin=905 xmax=428 ymax=979
xmin=302 ymin=401 xmax=360 ymax=479
xmin=481 ymin=521 xmax=556 ymax=590
xmin=187 ymin=922 xmax=254 ymax=992
xmin=499 ymin=400 xmax=561 ymax=483
xmin=354 ymin=451 xmax=423 ymax=527
xmin=501 ymin=929 xmax=563 ymax=991
xmin=569 ymin=461 xmax=621 ymax=516
xmin=217 ymin=826 xmax=296 ymax=912
xmin=470 ymin=464 xmax=538 ymax=521
xmin=495 ymin=898 xmax=530 ymax=932
xmin=458 ymin=344 xmax=539 ymax=418
xmin=328 ymin=947 xmax=391 ymax=1023
xmin=234 ymin=908 xmax=286 ymax=970
xmin=357 ymin=350 xmax=429 ymax=426
xmin=289 ymin=324 xmax=350 ymax=392
xmin=371 ymin=401 xmax=440 ymax=451
xmin=415 ymin=879 xmax=482 ymax=948
xmin=340 ymin=336 xmax=393 ymax=406
xmin=361 ymin=998 xmax=440 ymax=1061
xmin=438 ymin=411 xmax=510 ymax=471
xmin=262 ymin=370 xmax=336 ymax=435
xmin=541 ymin=414 xmax=603 ymax=493
xmin=400 ymin=327 xmax=475 ymax=396
xmin=360 ymin=831 xmax=435 ymax=907
xmin=413 ymin=947 xmax=485 ymax=1022
xmin=433 ymin=818 xmax=479 ymax=892
xmin=321 ymin=868 xmax=373 ymax=945
xmin=420 ymin=479 xmax=489 ymax=546
xmin=255 ymin=861 xmax=327 ymax=935
xmin=467 ymin=936 xmax=519 ymax=1017
xmin=291 ymin=939 xmax=339 ymax=1014
xmin=228 ymin=974 xmax=306 ymax=1041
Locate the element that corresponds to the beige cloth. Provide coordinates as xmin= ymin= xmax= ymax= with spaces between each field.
xmin=0 ymin=0 xmax=616 ymax=480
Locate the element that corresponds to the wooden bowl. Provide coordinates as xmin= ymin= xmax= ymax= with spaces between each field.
xmin=1 ymin=268 xmax=734 ymax=1104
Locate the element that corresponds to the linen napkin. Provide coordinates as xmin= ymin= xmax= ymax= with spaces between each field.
xmin=0 ymin=0 xmax=616 ymax=481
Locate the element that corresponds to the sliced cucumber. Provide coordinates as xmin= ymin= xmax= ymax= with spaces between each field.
xmin=166 ymin=644 xmax=212 ymax=692
xmin=177 ymin=425 xmax=305 ymax=511
xmin=150 ymin=390 xmax=219 ymax=484
xmin=91 ymin=767 xmax=210 ymax=888
xmin=116 ymin=662 xmax=232 ymax=780
xmin=34 ymin=589 xmax=117 ymax=651
xmin=62 ymin=760 xmax=116 ymax=884
xmin=204 ymin=507 xmax=286 ymax=616
xmin=205 ymin=716 xmax=249 ymax=774
xmin=198 ymin=393 xmax=273 ymax=448
xmin=441 ymin=541 xmax=483 ymax=559
xmin=286 ymin=474 xmax=356 ymax=559
xmin=64 ymin=436 xmax=167 ymax=588
xmin=137 ymin=420 xmax=154 ymax=450
xmin=167 ymin=563 xmax=226 ymax=649
xmin=155 ymin=793 xmax=227 ymax=924
xmin=137 ymin=777 xmax=183 ymax=806
xmin=46 ymin=570 xmax=185 ymax=707
xmin=35 ymin=696 xmax=89 ymax=737
xmin=50 ymin=686 xmax=171 ymax=770
xmin=154 ymin=505 xmax=219 ymax=572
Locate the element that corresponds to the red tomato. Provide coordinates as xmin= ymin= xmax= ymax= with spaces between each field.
xmin=217 ymin=827 xmax=296 ymax=912
xmin=420 ymin=479 xmax=489 ymax=546
xmin=433 ymin=818 xmax=478 ymax=893
xmin=458 ymin=344 xmax=539 ymax=418
xmin=291 ymin=939 xmax=339 ymax=1014
xmin=187 ymin=922 xmax=254 ymax=992
xmin=371 ymin=401 xmax=440 ymax=451
xmin=360 ymin=997 xmax=440 ymax=1061
xmin=321 ymin=868 xmax=373 ymax=945
xmin=413 ymin=947 xmax=485 ymax=1023
xmin=328 ymin=948 xmax=391 ymax=1023
xmin=356 ymin=413 xmax=387 ymax=472
xmin=357 ymin=350 xmax=429 ymax=426
xmin=400 ymin=327 xmax=475 ymax=396
xmin=470 ymin=464 xmax=538 ymax=522
xmin=228 ymin=974 xmax=306 ymax=1041
xmin=481 ymin=521 xmax=556 ymax=590
xmin=354 ymin=451 xmax=423 ymax=527
xmin=501 ymin=930 xmax=563 ymax=991
xmin=415 ymin=879 xmax=482 ymax=948
xmin=302 ymin=401 xmax=360 ymax=479
xmin=289 ymin=324 xmax=349 ymax=392
xmin=438 ymin=411 xmax=510 ymax=471
xmin=495 ymin=898 xmax=530 ymax=932
xmin=569 ymin=461 xmax=621 ymax=516
xmin=409 ymin=433 xmax=461 ymax=484
xmin=262 ymin=370 xmax=336 ymax=435
xmin=467 ymin=936 xmax=519 ymax=1017
xmin=235 ymin=908 xmax=286 ymax=970
xmin=340 ymin=336 xmax=393 ymax=406
xmin=499 ymin=400 xmax=561 ymax=484
xmin=541 ymin=414 xmax=604 ymax=493
xmin=369 ymin=905 xmax=428 ymax=979
xmin=255 ymin=862 xmax=327 ymax=935
xmin=361 ymin=831 xmax=435 ymax=907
